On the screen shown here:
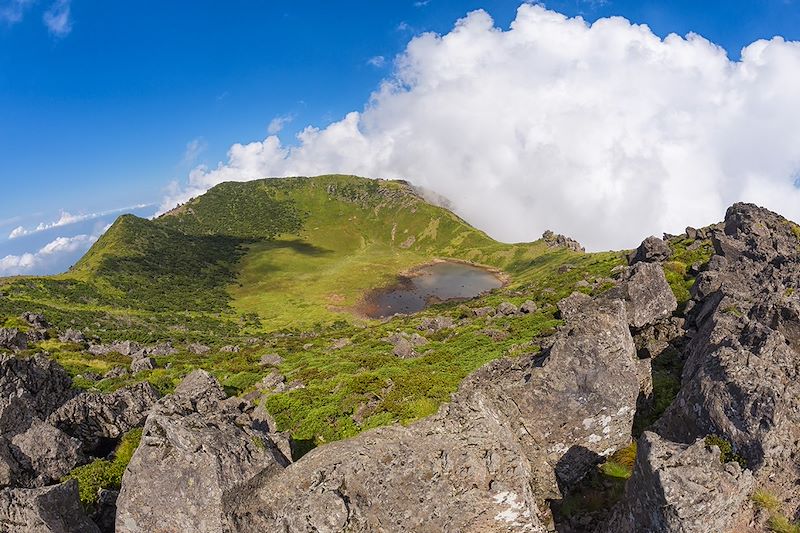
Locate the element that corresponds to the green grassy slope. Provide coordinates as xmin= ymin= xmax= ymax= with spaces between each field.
xmin=0 ymin=174 xmax=628 ymax=445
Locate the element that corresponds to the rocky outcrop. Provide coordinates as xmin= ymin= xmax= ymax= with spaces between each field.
xmin=543 ymin=230 xmax=585 ymax=253
xmin=653 ymin=203 xmax=800 ymax=518
xmin=0 ymin=480 xmax=100 ymax=533
xmin=629 ymin=235 xmax=672 ymax=264
xmin=0 ymin=354 xmax=75 ymax=424
xmin=386 ymin=332 xmax=428 ymax=358
xmin=227 ymin=295 xmax=644 ymax=531
xmin=8 ymin=418 xmax=83 ymax=488
xmin=602 ymin=432 xmax=753 ymax=533
xmin=57 ymin=329 xmax=85 ymax=344
xmin=603 ymin=262 xmax=677 ymax=329
xmin=48 ymin=382 xmax=159 ymax=455
xmin=418 ymin=315 xmax=454 ymax=333
xmin=115 ymin=370 xmax=290 ymax=533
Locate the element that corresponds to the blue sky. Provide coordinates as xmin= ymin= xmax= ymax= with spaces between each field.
xmin=2 ymin=0 xmax=800 ymax=274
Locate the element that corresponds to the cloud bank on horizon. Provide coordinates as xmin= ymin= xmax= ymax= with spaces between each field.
xmin=162 ymin=4 xmax=800 ymax=251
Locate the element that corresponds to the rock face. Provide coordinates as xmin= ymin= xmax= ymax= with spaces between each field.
xmin=9 ymin=418 xmax=83 ymax=488
xmin=48 ymin=382 xmax=160 ymax=454
xmin=602 ymin=432 xmax=754 ymax=533
xmin=542 ymin=230 xmax=585 ymax=253
xmin=0 ymin=354 xmax=75 ymax=424
xmin=115 ymin=370 xmax=290 ymax=533
xmin=0 ymin=329 xmax=28 ymax=351
xmin=0 ymin=480 xmax=100 ymax=533
xmin=228 ymin=295 xmax=644 ymax=531
xmin=654 ymin=203 xmax=800 ymax=516
xmin=603 ymin=262 xmax=678 ymax=329
xmin=629 ymin=235 xmax=672 ymax=264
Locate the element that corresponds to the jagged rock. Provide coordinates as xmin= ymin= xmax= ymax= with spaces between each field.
xmin=48 ymin=382 xmax=159 ymax=454
xmin=256 ymin=370 xmax=286 ymax=394
xmin=497 ymin=302 xmax=518 ymax=316
xmin=103 ymin=366 xmax=128 ymax=380
xmin=187 ymin=342 xmax=211 ymax=355
xmin=220 ymin=344 xmax=240 ymax=353
xmin=519 ymin=300 xmax=538 ymax=314
xmin=0 ymin=354 xmax=75 ymax=422
xmin=472 ymin=306 xmax=495 ymax=317
xmin=602 ymin=262 xmax=677 ymax=329
xmin=258 ymin=353 xmax=283 ymax=367
xmin=91 ymin=489 xmax=118 ymax=533
xmin=20 ymin=313 xmax=48 ymax=331
xmin=386 ymin=332 xmax=428 ymax=359
xmin=230 ymin=296 xmax=640 ymax=531
xmin=542 ymin=229 xmax=585 ymax=253
xmin=685 ymin=226 xmax=699 ymax=240
xmin=58 ymin=329 xmax=85 ymax=344
xmin=115 ymin=370 xmax=289 ymax=533
xmin=418 ymin=315 xmax=454 ymax=333
xmin=633 ymin=317 xmax=685 ymax=359
xmin=130 ymin=356 xmax=155 ymax=373
xmin=656 ymin=203 xmax=800 ymax=520
xmin=0 ymin=480 xmax=100 ymax=533
xmin=0 ymin=329 xmax=28 ymax=351
xmin=88 ymin=340 xmax=142 ymax=357
xmin=556 ymin=292 xmax=593 ymax=320
xmin=602 ymin=432 xmax=753 ymax=533
xmin=629 ymin=235 xmax=672 ymax=264
xmin=147 ymin=342 xmax=177 ymax=356
xmin=9 ymin=418 xmax=83 ymax=488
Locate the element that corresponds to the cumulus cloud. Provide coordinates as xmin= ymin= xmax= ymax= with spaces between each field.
xmin=8 ymin=203 xmax=152 ymax=239
xmin=43 ymin=0 xmax=71 ymax=36
xmin=0 ymin=233 xmax=95 ymax=276
xmin=162 ymin=4 xmax=800 ymax=250
xmin=267 ymin=114 xmax=295 ymax=135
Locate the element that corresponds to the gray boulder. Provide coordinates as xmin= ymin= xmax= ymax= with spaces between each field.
xmin=9 ymin=418 xmax=83 ymax=488
xmin=418 ymin=315 xmax=454 ymax=333
xmin=602 ymin=432 xmax=753 ymax=533
xmin=258 ymin=353 xmax=283 ymax=367
xmin=603 ymin=262 xmax=678 ymax=329
xmin=519 ymin=300 xmax=538 ymax=314
xmin=0 ymin=480 xmax=100 ymax=533
xmin=629 ymin=235 xmax=672 ymax=264
xmin=48 ymin=382 xmax=159 ymax=454
xmin=0 ymin=354 xmax=75 ymax=423
xmin=230 ymin=296 xmax=641 ymax=531
xmin=496 ymin=302 xmax=519 ymax=316
xmin=472 ymin=306 xmax=495 ymax=317
xmin=57 ymin=330 xmax=85 ymax=344
xmin=115 ymin=370 xmax=289 ymax=533
xmin=386 ymin=332 xmax=428 ymax=359
xmin=129 ymin=356 xmax=154 ymax=373
xmin=187 ymin=342 xmax=211 ymax=355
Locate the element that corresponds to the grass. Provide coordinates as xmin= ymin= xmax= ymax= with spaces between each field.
xmin=753 ymin=489 xmax=781 ymax=513
xmin=63 ymin=428 xmax=142 ymax=506
xmin=664 ymin=236 xmax=714 ymax=310
xmin=704 ymin=435 xmax=747 ymax=468
xmin=752 ymin=489 xmax=800 ymax=533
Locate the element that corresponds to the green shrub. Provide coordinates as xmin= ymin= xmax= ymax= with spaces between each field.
xmin=600 ymin=442 xmax=637 ymax=479
xmin=704 ymin=435 xmax=747 ymax=468
xmin=64 ymin=428 xmax=142 ymax=506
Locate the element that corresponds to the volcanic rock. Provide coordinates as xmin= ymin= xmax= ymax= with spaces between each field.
xmin=0 ymin=480 xmax=100 ymax=533
xmin=628 ymin=236 xmax=672 ymax=264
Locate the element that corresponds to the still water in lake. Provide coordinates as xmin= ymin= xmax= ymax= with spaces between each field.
xmin=360 ymin=261 xmax=504 ymax=318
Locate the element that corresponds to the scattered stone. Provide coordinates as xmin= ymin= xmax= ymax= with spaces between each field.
xmin=0 ymin=480 xmax=100 ymax=533
xmin=58 ymin=329 xmax=85 ymax=344
xmin=575 ymin=279 xmax=591 ymax=288
xmin=258 ymin=353 xmax=283 ymax=367
xmin=496 ymin=302 xmax=518 ymax=316
xmin=478 ymin=328 xmax=509 ymax=342
xmin=386 ymin=332 xmax=428 ymax=359
xmin=418 ymin=316 xmax=454 ymax=333
xmin=628 ymin=235 xmax=672 ymax=264
xmin=20 ymin=313 xmax=49 ymax=331
xmin=302 ymin=343 xmax=313 ymax=350
xmin=519 ymin=300 xmax=538 ymax=314
xmin=471 ymin=306 xmax=495 ymax=317
xmin=330 ymin=338 xmax=351 ymax=350
xmin=220 ymin=345 xmax=240 ymax=353
xmin=103 ymin=366 xmax=128 ymax=380
xmin=186 ymin=342 xmax=211 ymax=355
xmin=130 ymin=356 xmax=155 ymax=373
xmin=148 ymin=342 xmax=177 ymax=356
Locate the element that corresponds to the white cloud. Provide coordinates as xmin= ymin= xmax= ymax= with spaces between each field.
xmin=267 ymin=114 xmax=294 ymax=135
xmin=367 ymin=55 xmax=386 ymax=68
xmin=0 ymin=0 xmax=34 ymax=24
xmin=162 ymin=4 xmax=800 ymax=250
xmin=0 ymin=233 xmax=95 ymax=276
xmin=43 ymin=0 xmax=71 ymax=36
xmin=8 ymin=203 xmax=152 ymax=239
xmin=182 ymin=138 xmax=207 ymax=166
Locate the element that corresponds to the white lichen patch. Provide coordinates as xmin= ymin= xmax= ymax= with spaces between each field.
xmin=493 ymin=491 xmax=535 ymax=530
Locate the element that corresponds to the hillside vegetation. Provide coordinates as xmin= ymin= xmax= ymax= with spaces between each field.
xmin=0 ymin=175 xmax=630 ymax=444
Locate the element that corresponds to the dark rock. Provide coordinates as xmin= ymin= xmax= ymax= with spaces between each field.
xmin=91 ymin=489 xmax=118 ymax=533
xmin=115 ymin=370 xmax=289 ymax=533
xmin=472 ymin=306 xmax=495 ymax=317
xmin=147 ymin=342 xmax=177 ymax=356
xmin=0 ymin=354 xmax=75 ymax=421
xmin=88 ymin=341 xmax=141 ymax=357
xmin=556 ymin=292 xmax=593 ymax=320
xmin=9 ymin=418 xmax=83 ymax=487
xmin=602 ymin=432 xmax=753 ymax=533
xmin=129 ymin=356 xmax=155 ymax=373
xmin=0 ymin=329 xmax=28 ymax=351
xmin=685 ymin=226 xmax=698 ymax=240
xmin=48 ymin=382 xmax=159 ymax=454
xmin=102 ymin=366 xmax=128 ymax=380
xmin=21 ymin=313 xmax=49 ymax=331
xmin=629 ymin=236 xmax=672 ymax=264
xmin=602 ymin=262 xmax=678 ymax=329
xmin=0 ymin=480 xmax=100 ymax=533
xmin=418 ymin=316 xmax=454 ymax=333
